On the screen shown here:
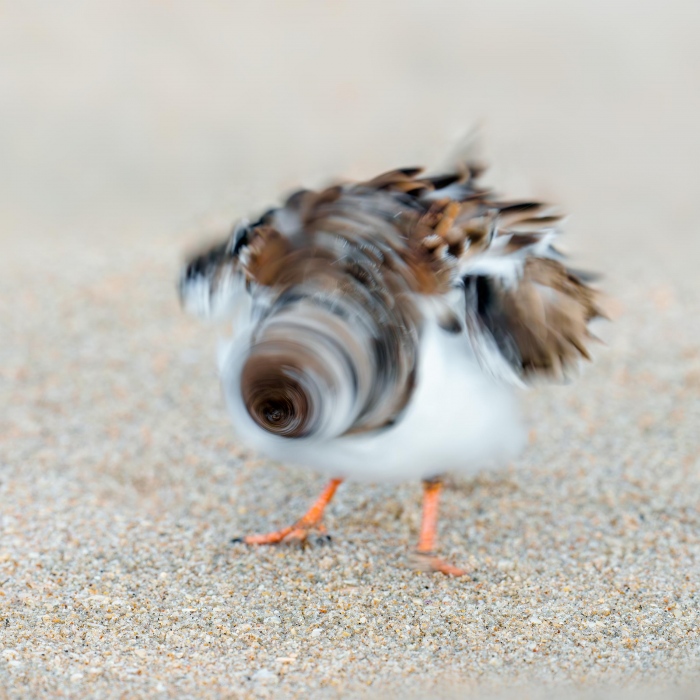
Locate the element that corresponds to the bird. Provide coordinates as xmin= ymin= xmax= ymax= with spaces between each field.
xmin=178 ymin=161 xmax=603 ymax=576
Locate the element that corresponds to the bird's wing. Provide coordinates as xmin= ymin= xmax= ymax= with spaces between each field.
xmin=453 ymin=203 xmax=603 ymax=384
xmin=178 ymin=220 xmax=254 ymax=319
xmin=458 ymin=241 xmax=603 ymax=384
xmin=177 ymin=185 xmax=346 ymax=319
xmin=179 ymin=164 xmax=604 ymax=385
xmin=370 ymin=168 xmax=602 ymax=384
xmin=179 ymin=215 xmax=293 ymax=320
xmin=350 ymin=164 xmax=605 ymax=383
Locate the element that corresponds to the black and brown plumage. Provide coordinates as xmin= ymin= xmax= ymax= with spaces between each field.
xmin=179 ymin=162 xmax=604 ymax=575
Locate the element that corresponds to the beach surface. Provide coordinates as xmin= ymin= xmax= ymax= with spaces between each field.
xmin=1 ymin=2 xmax=700 ymax=697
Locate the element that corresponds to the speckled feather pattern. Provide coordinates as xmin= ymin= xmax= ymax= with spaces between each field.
xmin=179 ymin=164 xmax=603 ymax=481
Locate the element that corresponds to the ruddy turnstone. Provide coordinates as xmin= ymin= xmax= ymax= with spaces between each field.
xmin=179 ymin=163 xmax=603 ymax=576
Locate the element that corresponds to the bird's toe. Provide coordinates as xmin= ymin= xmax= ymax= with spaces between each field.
xmin=410 ymin=551 xmax=470 ymax=577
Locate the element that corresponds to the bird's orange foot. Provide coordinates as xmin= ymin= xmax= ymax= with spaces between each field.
xmin=412 ymin=479 xmax=469 ymax=577
xmin=232 ymin=479 xmax=342 ymax=549
xmin=234 ymin=524 xmax=332 ymax=547
xmin=410 ymin=550 xmax=469 ymax=577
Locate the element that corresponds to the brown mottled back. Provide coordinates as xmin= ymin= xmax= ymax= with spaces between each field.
xmin=180 ymin=163 xmax=604 ymax=387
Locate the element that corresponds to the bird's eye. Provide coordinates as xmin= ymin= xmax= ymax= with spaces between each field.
xmin=235 ymin=305 xmax=367 ymax=440
xmin=262 ymin=400 xmax=292 ymax=425
xmin=241 ymin=361 xmax=311 ymax=438
xmin=265 ymin=406 xmax=283 ymax=422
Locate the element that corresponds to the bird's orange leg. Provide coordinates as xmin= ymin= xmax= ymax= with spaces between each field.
xmin=413 ymin=479 xmax=468 ymax=577
xmin=238 ymin=478 xmax=343 ymax=546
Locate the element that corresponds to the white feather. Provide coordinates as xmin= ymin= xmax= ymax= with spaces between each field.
xmin=219 ymin=319 xmax=525 ymax=482
xmin=180 ymin=269 xmax=246 ymax=321
xmin=423 ymin=183 xmax=468 ymax=201
xmin=459 ymin=255 xmax=525 ymax=288
xmin=457 ymin=227 xmax=561 ymax=289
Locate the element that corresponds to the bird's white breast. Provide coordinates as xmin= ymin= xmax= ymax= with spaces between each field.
xmin=220 ymin=318 xmax=525 ymax=483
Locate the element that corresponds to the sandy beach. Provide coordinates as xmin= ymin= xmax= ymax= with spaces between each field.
xmin=1 ymin=2 xmax=700 ymax=697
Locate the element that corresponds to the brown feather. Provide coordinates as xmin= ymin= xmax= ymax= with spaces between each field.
xmin=490 ymin=258 xmax=602 ymax=377
xmin=184 ymin=161 xmax=603 ymax=388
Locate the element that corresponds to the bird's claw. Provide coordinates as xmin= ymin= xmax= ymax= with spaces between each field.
xmin=410 ymin=551 xmax=469 ymax=577
xmin=232 ymin=525 xmax=332 ymax=548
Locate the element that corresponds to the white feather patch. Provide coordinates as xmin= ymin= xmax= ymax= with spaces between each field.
xmin=180 ymin=269 xmax=246 ymax=321
xmin=219 ymin=319 xmax=525 ymax=482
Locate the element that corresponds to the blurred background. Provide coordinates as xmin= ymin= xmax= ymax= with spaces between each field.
xmin=2 ymin=0 xmax=699 ymax=276
xmin=2 ymin=2 xmax=700 ymax=696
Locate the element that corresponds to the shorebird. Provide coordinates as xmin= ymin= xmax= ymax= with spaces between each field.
xmin=179 ymin=163 xmax=603 ymax=575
